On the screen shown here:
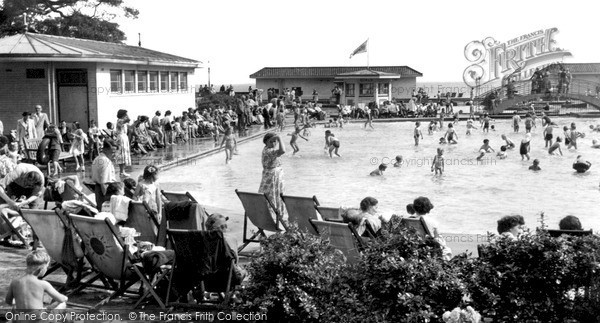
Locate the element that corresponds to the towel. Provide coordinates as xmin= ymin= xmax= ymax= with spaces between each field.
xmin=164 ymin=201 xmax=193 ymax=220
xmin=164 ymin=201 xmax=207 ymax=230
xmin=56 ymin=180 xmax=66 ymax=194
xmin=110 ymin=195 xmax=131 ymax=222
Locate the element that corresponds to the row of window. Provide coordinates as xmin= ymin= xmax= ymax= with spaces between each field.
xmin=110 ymin=70 xmax=188 ymax=93
xmin=345 ymin=83 xmax=390 ymax=96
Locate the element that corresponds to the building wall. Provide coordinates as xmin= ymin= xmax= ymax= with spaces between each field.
xmin=0 ymin=62 xmax=51 ymax=133
xmin=95 ymin=63 xmax=196 ymax=130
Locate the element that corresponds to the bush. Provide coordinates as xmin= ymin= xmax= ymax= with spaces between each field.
xmin=464 ymin=230 xmax=600 ymax=322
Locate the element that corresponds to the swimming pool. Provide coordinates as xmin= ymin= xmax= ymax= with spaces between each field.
xmin=160 ymin=117 xmax=600 ymax=234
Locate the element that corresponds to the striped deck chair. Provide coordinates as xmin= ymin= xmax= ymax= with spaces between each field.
xmin=280 ymin=194 xmax=321 ymax=235
xmin=161 ymin=190 xmax=198 ymax=203
xmin=315 ymin=206 xmax=342 ymax=221
xmin=19 ymin=209 xmax=92 ymax=289
xmin=124 ymin=201 xmax=160 ymax=245
xmin=309 ymin=219 xmax=365 ymax=264
xmin=235 ymin=190 xmax=287 ymax=253
xmin=400 ymin=217 xmax=432 ymax=238
xmin=69 ymin=214 xmax=167 ymax=309
xmin=0 ymin=209 xmax=28 ymax=246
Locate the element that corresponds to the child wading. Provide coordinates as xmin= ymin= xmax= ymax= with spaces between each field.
xmin=288 ymin=125 xmax=309 ymax=155
xmin=431 ymin=148 xmax=444 ymax=175
xmin=328 ymin=133 xmax=341 ymax=158
xmin=414 ymin=122 xmax=423 ymax=146
xmin=220 ymin=128 xmax=237 ymax=163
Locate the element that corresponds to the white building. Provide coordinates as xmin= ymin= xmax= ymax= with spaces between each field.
xmin=250 ymin=66 xmax=422 ymax=106
xmin=0 ymin=32 xmax=200 ymax=132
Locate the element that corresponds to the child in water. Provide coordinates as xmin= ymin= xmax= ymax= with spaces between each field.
xmin=431 ymin=148 xmax=444 ymax=175
xmin=288 ymin=125 xmax=309 ymax=155
xmin=439 ymin=137 xmax=447 ymax=144
xmin=393 ymin=155 xmax=403 ymax=167
xmin=370 ymin=163 xmax=387 ymax=176
xmin=466 ymin=118 xmax=477 ymax=135
xmin=445 ymin=123 xmax=458 ymax=144
xmin=520 ymin=133 xmax=531 ymax=161
xmin=479 ymin=139 xmax=495 ymax=153
xmin=328 ymin=133 xmax=341 ymax=158
xmin=414 ymin=122 xmax=423 ymax=146
xmin=529 ymin=159 xmax=541 ymax=171
xmin=324 ymin=130 xmax=331 ymax=150
xmin=219 ymin=127 xmax=237 ymax=163
xmin=548 ymin=137 xmax=563 ymax=155
xmin=592 ymin=139 xmax=600 ymax=149
xmin=497 ymin=146 xmax=508 ymax=159
xmin=501 ymin=134 xmax=515 ymax=149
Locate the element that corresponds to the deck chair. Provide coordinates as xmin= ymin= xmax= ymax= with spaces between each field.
xmin=161 ymin=190 xmax=198 ymax=203
xmin=310 ymin=219 xmax=365 ymax=263
xmin=280 ymin=194 xmax=321 ymax=235
xmin=400 ymin=217 xmax=432 ymax=238
xmin=82 ymin=181 xmax=96 ymax=193
xmin=235 ymin=190 xmax=287 ymax=253
xmin=164 ymin=200 xmax=208 ymax=231
xmin=0 ymin=208 xmax=28 ymax=246
xmin=315 ymin=206 xmax=343 ymax=221
xmin=166 ymin=229 xmax=237 ymax=307
xmin=19 ymin=209 xmax=90 ymax=288
xmin=124 ymin=201 xmax=160 ymax=245
xmin=69 ymin=214 xmax=167 ymax=309
xmin=547 ymin=229 xmax=593 ymax=238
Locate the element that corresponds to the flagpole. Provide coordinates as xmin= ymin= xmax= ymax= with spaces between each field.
xmin=367 ymin=38 xmax=370 ymax=69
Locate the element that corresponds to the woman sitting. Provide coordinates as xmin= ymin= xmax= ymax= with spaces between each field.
xmin=407 ymin=196 xmax=452 ymax=260
xmin=342 ymin=197 xmax=387 ymax=237
xmin=496 ymin=215 xmax=524 ymax=241
xmin=559 ymin=215 xmax=583 ymax=231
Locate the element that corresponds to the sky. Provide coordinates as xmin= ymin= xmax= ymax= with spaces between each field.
xmin=115 ymin=0 xmax=599 ymax=87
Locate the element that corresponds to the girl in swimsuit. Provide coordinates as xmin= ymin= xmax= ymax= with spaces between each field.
xmin=445 ymin=123 xmax=458 ymax=144
xmin=548 ymin=137 xmax=563 ymax=155
xmin=520 ymin=133 xmax=531 ymax=160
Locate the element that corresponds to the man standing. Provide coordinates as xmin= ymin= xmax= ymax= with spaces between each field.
xmin=16 ymin=112 xmax=36 ymax=144
xmin=32 ymin=105 xmax=49 ymax=138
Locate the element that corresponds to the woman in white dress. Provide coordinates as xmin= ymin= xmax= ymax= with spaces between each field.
xmin=115 ymin=109 xmax=131 ymax=177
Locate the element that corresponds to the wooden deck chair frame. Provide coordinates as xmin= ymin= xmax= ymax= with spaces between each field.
xmin=546 ymin=229 xmax=593 ymax=238
xmin=63 ymin=180 xmax=97 ymax=208
xmin=235 ymin=189 xmax=288 ymax=253
xmin=19 ymin=209 xmax=94 ymax=290
xmin=280 ymin=194 xmax=320 ymax=235
xmin=309 ymin=219 xmax=365 ymax=263
xmin=124 ymin=201 xmax=160 ymax=245
xmin=0 ymin=208 xmax=28 ymax=246
xmin=161 ymin=190 xmax=198 ymax=203
xmin=165 ymin=229 xmax=235 ymax=308
xmin=68 ymin=214 xmax=167 ymax=309
xmin=400 ymin=217 xmax=432 ymax=238
xmin=315 ymin=206 xmax=343 ymax=221
xmin=82 ymin=181 xmax=96 ymax=194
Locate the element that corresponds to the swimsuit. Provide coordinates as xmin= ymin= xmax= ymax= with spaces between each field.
xmin=520 ymin=141 xmax=530 ymax=155
xmin=332 ymin=140 xmax=340 ymax=148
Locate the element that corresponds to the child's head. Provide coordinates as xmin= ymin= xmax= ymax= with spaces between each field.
xmin=439 ymin=137 xmax=446 ymax=143
xmin=501 ymin=145 xmax=507 ymax=152
xmin=395 ymin=155 xmax=403 ymax=162
xmin=225 ymin=127 xmax=232 ymax=136
xmin=107 ymin=122 xmax=113 ymax=130
xmin=448 ymin=123 xmax=453 ymax=128
xmin=415 ymin=121 xmax=421 ymax=127
xmin=206 ymin=213 xmax=229 ymax=232
xmin=325 ymin=130 xmax=331 ymax=135
xmin=491 ymin=125 xmax=495 ymax=130
xmin=571 ymin=122 xmax=576 ymax=130
xmin=123 ymin=178 xmax=137 ymax=191
xmin=556 ymin=137 xmax=562 ymax=142
xmin=105 ymin=182 xmax=124 ymax=198
xmin=406 ymin=203 xmax=415 ymax=215
xmin=532 ymin=159 xmax=539 ymax=165
xmin=563 ymin=126 xmax=568 ymax=131
xmin=378 ymin=163 xmax=387 ymax=171
xmin=26 ymin=250 xmax=50 ymax=276
xmin=437 ymin=147 xmax=444 ymax=155
xmin=483 ymin=139 xmax=489 ymax=144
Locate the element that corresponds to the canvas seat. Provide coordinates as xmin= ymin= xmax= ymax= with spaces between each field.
xmin=309 ymin=219 xmax=365 ymax=264
xmin=124 ymin=201 xmax=161 ymax=245
xmin=315 ymin=206 xmax=343 ymax=221
xmin=166 ymin=229 xmax=238 ymax=308
xmin=546 ymin=229 xmax=593 ymax=238
xmin=280 ymin=194 xmax=321 ymax=235
xmin=235 ymin=190 xmax=287 ymax=254
xmin=161 ymin=190 xmax=198 ymax=203
xmin=69 ymin=214 xmax=169 ymax=309
xmin=400 ymin=217 xmax=432 ymax=238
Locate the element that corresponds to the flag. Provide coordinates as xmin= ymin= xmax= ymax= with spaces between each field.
xmin=349 ymin=39 xmax=368 ymax=59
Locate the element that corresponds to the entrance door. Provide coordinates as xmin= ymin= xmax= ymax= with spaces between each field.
xmin=57 ymin=69 xmax=89 ymax=131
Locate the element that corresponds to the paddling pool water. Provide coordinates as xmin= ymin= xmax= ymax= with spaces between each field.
xmin=160 ymin=117 xmax=600 ymax=234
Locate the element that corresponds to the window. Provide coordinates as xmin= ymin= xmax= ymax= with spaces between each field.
xmin=124 ymin=70 xmax=135 ymax=92
xmin=110 ymin=70 xmax=122 ymax=93
xmin=179 ymin=72 xmax=188 ymax=92
xmin=170 ymin=72 xmax=178 ymax=91
xmin=378 ymin=83 xmax=389 ymax=95
xmin=345 ymin=83 xmax=355 ymax=97
xmin=359 ymin=83 xmax=374 ymax=96
xmin=26 ymin=69 xmax=45 ymax=79
xmin=149 ymin=72 xmax=158 ymax=92
xmin=137 ymin=71 xmax=147 ymax=92
xmin=160 ymin=72 xmax=169 ymax=91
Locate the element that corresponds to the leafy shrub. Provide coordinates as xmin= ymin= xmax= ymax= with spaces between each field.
xmin=464 ymin=230 xmax=600 ymax=323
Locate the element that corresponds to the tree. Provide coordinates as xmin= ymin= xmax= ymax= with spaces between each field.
xmin=0 ymin=0 xmax=138 ymax=43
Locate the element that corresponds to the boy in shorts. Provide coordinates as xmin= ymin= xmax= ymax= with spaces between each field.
xmin=6 ymin=250 xmax=68 ymax=312
xmin=43 ymin=124 xmax=63 ymax=177
xmin=328 ymin=133 xmax=341 ymax=158
xmin=431 ymin=148 xmax=444 ymax=175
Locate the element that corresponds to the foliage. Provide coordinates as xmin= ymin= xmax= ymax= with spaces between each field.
xmin=0 ymin=0 xmax=138 ymax=42
xmin=463 ymin=230 xmax=600 ymax=323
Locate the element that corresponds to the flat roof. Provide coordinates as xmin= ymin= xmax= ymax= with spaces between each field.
xmin=250 ymin=66 xmax=422 ymax=79
xmin=0 ymin=33 xmax=200 ymax=68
